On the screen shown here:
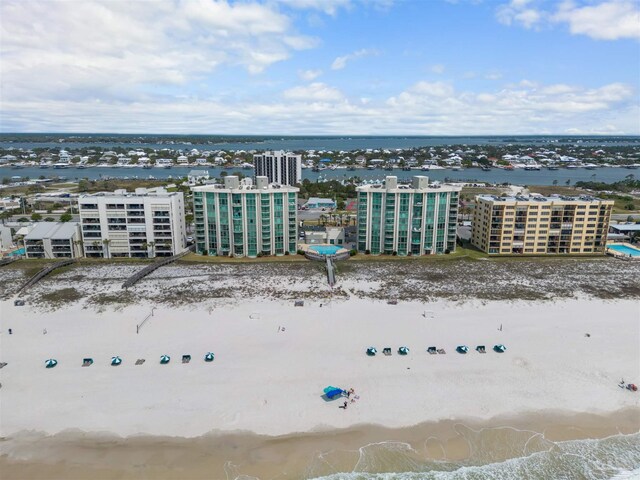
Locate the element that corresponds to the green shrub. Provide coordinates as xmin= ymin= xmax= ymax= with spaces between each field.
xmin=297 ymin=249 xmax=305 ymax=255
xmin=349 ymin=249 xmax=357 ymax=256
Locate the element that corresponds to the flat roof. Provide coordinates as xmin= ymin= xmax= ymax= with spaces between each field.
xmin=24 ymin=222 xmax=78 ymax=240
xmin=192 ymin=184 xmax=299 ymax=193
xmin=476 ymin=194 xmax=612 ymax=204
xmin=610 ymin=224 xmax=640 ymax=232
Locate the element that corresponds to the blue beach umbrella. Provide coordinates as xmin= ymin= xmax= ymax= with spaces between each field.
xmin=204 ymin=352 xmax=215 ymax=362
xmin=493 ymin=344 xmax=507 ymax=353
xmin=456 ymin=345 xmax=469 ymax=354
xmin=111 ymin=356 xmax=122 ymax=366
xmin=398 ymin=346 xmax=410 ymax=355
xmin=366 ymin=347 xmax=377 ymax=356
xmin=160 ymin=355 xmax=170 ymax=364
xmin=45 ymin=358 xmax=58 ymax=368
xmin=323 ymin=386 xmax=344 ymax=399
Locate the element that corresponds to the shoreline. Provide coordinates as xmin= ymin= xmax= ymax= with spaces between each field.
xmin=1 ymin=408 xmax=639 ymax=479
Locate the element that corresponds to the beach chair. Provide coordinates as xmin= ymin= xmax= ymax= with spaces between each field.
xmin=0 ymin=362 xmax=7 ymax=369
xmin=427 ymin=346 xmax=437 ymax=355
xmin=387 ymin=299 xmax=398 ymax=305
xmin=476 ymin=345 xmax=486 ymax=354
xmin=135 ymin=359 xmax=145 ymax=365
xmin=182 ymin=355 xmax=191 ymax=364
xmin=294 ymin=300 xmax=304 ymax=307
xmin=383 ymin=347 xmax=392 ymax=356
xmin=437 ymin=348 xmax=446 ymax=354
xmin=82 ymin=358 xmax=93 ymax=367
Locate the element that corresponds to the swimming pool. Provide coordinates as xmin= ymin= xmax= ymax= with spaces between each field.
xmin=608 ymin=244 xmax=640 ymax=257
xmin=309 ymin=245 xmax=343 ymax=255
xmin=7 ymin=247 xmax=25 ymax=257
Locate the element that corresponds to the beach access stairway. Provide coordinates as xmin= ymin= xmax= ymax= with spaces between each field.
xmin=326 ymin=256 xmax=336 ymax=287
xmin=122 ymin=245 xmax=195 ymax=289
xmin=17 ymin=258 xmax=76 ymax=295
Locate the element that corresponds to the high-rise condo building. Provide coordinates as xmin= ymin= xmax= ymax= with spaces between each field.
xmin=356 ymin=176 xmax=461 ymax=255
xmin=192 ymin=176 xmax=298 ymax=257
xmin=471 ymin=194 xmax=613 ymax=255
xmin=253 ymin=150 xmax=302 ymax=186
xmin=78 ymin=188 xmax=187 ymax=258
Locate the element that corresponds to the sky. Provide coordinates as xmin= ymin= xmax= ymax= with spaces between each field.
xmin=0 ymin=0 xmax=639 ymax=135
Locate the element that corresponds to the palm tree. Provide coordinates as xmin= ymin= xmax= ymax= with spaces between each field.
xmin=73 ymin=239 xmax=84 ymax=257
xmin=102 ymin=238 xmax=111 ymax=258
xmin=148 ymin=241 xmax=156 ymax=258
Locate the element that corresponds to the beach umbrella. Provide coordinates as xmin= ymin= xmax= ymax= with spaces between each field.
xmin=366 ymin=347 xmax=377 ymax=356
xmin=398 ymin=346 xmax=410 ymax=355
xmin=204 ymin=352 xmax=215 ymax=362
xmin=160 ymin=354 xmax=170 ymax=364
xmin=45 ymin=358 xmax=58 ymax=368
xmin=456 ymin=345 xmax=469 ymax=354
xmin=493 ymin=344 xmax=507 ymax=353
xmin=111 ymin=356 xmax=122 ymax=366
xmin=323 ymin=386 xmax=344 ymax=399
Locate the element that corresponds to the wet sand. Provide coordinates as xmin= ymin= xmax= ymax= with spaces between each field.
xmin=2 ymin=408 xmax=638 ymax=480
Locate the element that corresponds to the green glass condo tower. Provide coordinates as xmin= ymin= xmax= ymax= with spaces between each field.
xmin=357 ymin=176 xmax=460 ymax=256
xmin=192 ymin=176 xmax=299 ymax=258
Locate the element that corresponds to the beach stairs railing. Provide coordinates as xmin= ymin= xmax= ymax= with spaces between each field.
xmin=0 ymin=257 xmax=17 ymax=267
xmin=122 ymin=245 xmax=194 ymax=289
xmin=326 ymin=255 xmax=336 ymax=287
xmin=17 ymin=258 xmax=76 ymax=295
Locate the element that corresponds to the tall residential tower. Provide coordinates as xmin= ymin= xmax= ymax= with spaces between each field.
xmin=253 ymin=150 xmax=302 ymax=186
xmin=471 ymin=194 xmax=613 ymax=255
xmin=356 ymin=176 xmax=461 ymax=255
xmin=193 ymin=176 xmax=298 ymax=257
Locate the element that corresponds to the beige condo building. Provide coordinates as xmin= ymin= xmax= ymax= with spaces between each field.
xmin=471 ymin=195 xmax=613 ymax=255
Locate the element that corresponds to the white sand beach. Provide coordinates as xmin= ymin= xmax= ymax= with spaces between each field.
xmin=1 ymin=296 xmax=638 ymax=438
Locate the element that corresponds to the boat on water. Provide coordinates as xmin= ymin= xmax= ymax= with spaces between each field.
xmin=421 ymin=165 xmax=430 ymax=171
xmin=384 ymin=165 xmax=393 ymax=171
xmin=367 ymin=165 xmax=376 ymax=170
xmin=347 ymin=166 xmax=356 ymax=171
xmin=53 ymin=163 xmax=68 ymax=169
xmin=481 ymin=166 xmax=491 ymax=171
xmin=142 ymin=164 xmax=152 ymax=169
xmin=163 ymin=165 xmax=172 ymax=169
xmin=547 ymin=165 xmax=559 ymax=170
xmin=402 ymin=166 xmax=411 ymax=171
xmin=312 ymin=166 xmax=320 ymax=172
xmin=504 ymin=165 xmax=515 ymax=171
xmin=524 ymin=165 xmax=541 ymax=171
xmin=39 ymin=164 xmax=50 ymax=169
xmin=77 ymin=164 xmax=86 ymax=169
xmin=624 ymin=165 xmax=639 ymax=169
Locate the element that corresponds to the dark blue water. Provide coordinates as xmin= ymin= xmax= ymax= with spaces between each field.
xmin=2 ymin=166 xmax=635 ymax=186
xmin=1 ymin=135 xmax=639 ymax=151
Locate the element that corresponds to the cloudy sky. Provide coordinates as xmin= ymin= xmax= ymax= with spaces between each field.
xmin=0 ymin=0 xmax=638 ymax=135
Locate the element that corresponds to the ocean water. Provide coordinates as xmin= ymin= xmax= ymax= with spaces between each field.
xmin=301 ymin=431 xmax=640 ymax=480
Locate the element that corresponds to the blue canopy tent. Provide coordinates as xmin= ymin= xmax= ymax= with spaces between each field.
xmin=111 ymin=356 xmax=122 ymax=366
xmin=494 ymin=344 xmax=507 ymax=353
xmin=398 ymin=346 xmax=409 ymax=355
xmin=204 ymin=352 xmax=215 ymax=362
xmin=366 ymin=347 xmax=377 ymax=356
xmin=456 ymin=345 xmax=469 ymax=354
xmin=160 ymin=354 xmax=170 ymax=364
xmin=45 ymin=358 xmax=57 ymax=368
xmin=323 ymin=386 xmax=344 ymax=399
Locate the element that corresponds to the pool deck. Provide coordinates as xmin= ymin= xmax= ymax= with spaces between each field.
xmin=606 ymin=242 xmax=640 ymax=261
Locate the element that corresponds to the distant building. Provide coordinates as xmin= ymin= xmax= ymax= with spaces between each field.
xmin=0 ymin=225 xmax=14 ymax=251
xmin=192 ymin=176 xmax=298 ymax=257
xmin=188 ymin=170 xmax=210 ymax=185
xmin=303 ymin=197 xmax=336 ymax=210
xmin=253 ymin=150 xmax=302 ymax=186
xmin=471 ymin=195 xmax=614 ymax=255
xmin=78 ymin=188 xmax=186 ymax=258
xmin=357 ymin=176 xmax=460 ymax=255
xmin=24 ymin=222 xmax=82 ymax=259
xmin=0 ymin=197 xmax=21 ymax=212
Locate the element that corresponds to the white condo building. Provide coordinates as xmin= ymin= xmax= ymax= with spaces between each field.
xmin=193 ymin=176 xmax=298 ymax=257
xmin=357 ymin=176 xmax=461 ymax=256
xmin=78 ymin=188 xmax=187 ymax=258
xmin=253 ymin=150 xmax=302 ymax=186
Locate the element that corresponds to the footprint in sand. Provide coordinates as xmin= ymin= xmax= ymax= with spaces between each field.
xmin=512 ymin=357 xmax=530 ymax=369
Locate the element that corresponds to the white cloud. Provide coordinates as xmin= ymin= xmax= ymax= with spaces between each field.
xmin=298 ymin=69 xmax=323 ymax=81
xmin=331 ymin=49 xmax=378 ymax=70
xmin=274 ymin=0 xmax=351 ymax=15
xmin=0 ymin=0 xmax=316 ymax=103
xmin=496 ymin=0 xmax=543 ymax=28
xmin=496 ymin=0 xmax=640 ymax=40
xmin=2 ymin=79 xmax=637 ymax=134
xmin=430 ymin=64 xmax=446 ymax=74
xmin=553 ymin=0 xmax=640 ymax=40
xmin=283 ymin=82 xmax=344 ymax=101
